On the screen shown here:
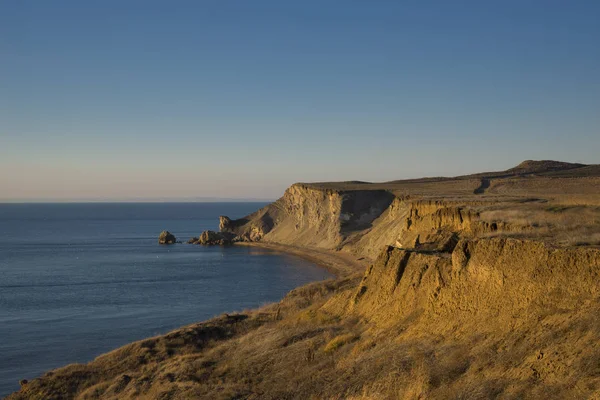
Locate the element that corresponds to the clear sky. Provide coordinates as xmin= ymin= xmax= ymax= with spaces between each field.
xmin=1 ymin=1 xmax=599 ymax=201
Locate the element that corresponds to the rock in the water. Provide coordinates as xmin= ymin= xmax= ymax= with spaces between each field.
xmin=19 ymin=379 xmax=28 ymax=387
xmin=196 ymin=230 xmax=237 ymax=245
xmin=158 ymin=230 xmax=177 ymax=245
xmin=187 ymin=236 xmax=199 ymax=244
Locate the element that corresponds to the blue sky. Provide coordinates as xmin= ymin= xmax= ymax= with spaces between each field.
xmin=1 ymin=0 xmax=599 ymax=200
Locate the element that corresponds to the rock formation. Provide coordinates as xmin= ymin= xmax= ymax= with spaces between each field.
xmin=186 ymin=236 xmax=199 ymax=244
xmin=188 ymin=230 xmax=237 ymax=245
xmin=219 ymin=216 xmax=232 ymax=231
xmin=158 ymin=230 xmax=176 ymax=245
xmin=219 ymin=160 xmax=600 ymax=257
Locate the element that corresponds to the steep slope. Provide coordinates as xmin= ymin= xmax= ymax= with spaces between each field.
xmin=351 ymin=238 xmax=600 ymax=327
xmin=220 ymin=183 xmax=395 ymax=251
xmin=11 ymin=240 xmax=600 ymax=399
xmin=220 ymin=160 xmax=600 ymax=260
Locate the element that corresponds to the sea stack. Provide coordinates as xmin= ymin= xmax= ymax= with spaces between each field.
xmin=158 ymin=230 xmax=176 ymax=245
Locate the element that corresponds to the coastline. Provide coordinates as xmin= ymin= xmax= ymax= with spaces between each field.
xmin=6 ymin=242 xmax=361 ymax=399
xmin=9 ymin=164 xmax=600 ymax=398
xmin=2 ymin=242 xmax=356 ymax=399
xmin=235 ymin=241 xmax=369 ymax=277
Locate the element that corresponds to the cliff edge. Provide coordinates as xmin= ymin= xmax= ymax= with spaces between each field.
xmin=220 ymin=160 xmax=600 ymax=260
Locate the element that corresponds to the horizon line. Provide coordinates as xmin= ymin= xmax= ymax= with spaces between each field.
xmin=0 ymin=198 xmax=276 ymax=204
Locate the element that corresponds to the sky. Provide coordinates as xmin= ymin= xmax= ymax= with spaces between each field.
xmin=1 ymin=0 xmax=599 ymax=201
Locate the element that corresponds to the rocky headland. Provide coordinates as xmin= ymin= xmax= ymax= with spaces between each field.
xmin=9 ymin=160 xmax=600 ymax=399
xmin=187 ymin=230 xmax=238 ymax=246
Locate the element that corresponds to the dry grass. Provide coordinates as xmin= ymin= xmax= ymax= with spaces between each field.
xmin=478 ymin=202 xmax=600 ymax=247
xmin=323 ymin=333 xmax=359 ymax=353
xmin=11 ymin=266 xmax=600 ymax=400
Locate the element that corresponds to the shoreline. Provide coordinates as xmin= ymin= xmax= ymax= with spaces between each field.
xmin=234 ymin=241 xmax=369 ymax=277
xmin=4 ymin=242 xmax=362 ymax=398
xmin=6 ymin=242 xmax=365 ymax=398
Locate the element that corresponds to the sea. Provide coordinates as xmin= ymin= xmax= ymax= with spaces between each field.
xmin=0 ymin=203 xmax=331 ymax=397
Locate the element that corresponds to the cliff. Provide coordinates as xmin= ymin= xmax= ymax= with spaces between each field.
xmin=351 ymin=238 xmax=600 ymax=327
xmin=220 ymin=160 xmax=600 ymax=259
xmin=9 ymin=161 xmax=600 ymax=399
xmin=220 ymin=183 xmax=396 ymax=250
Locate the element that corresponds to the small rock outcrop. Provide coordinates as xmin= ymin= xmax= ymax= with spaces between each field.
xmin=158 ymin=230 xmax=177 ymax=245
xmin=219 ymin=216 xmax=232 ymax=231
xmin=190 ymin=230 xmax=237 ymax=245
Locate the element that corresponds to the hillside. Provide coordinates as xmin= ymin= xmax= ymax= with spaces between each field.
xmin=221 ymin=160 xmax=600 ymax=258
xmin=8 ymin=160 xmax=600 ymax=400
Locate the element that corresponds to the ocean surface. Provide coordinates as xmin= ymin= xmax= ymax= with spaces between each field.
xmin=0 ymin=203 xmax=331 ymax=397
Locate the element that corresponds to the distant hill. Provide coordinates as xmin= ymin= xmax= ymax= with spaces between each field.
xmin=506 ymin=160 xmax=587 ymax=175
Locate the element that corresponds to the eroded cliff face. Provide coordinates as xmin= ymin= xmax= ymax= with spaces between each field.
xmin=221 ymin=182 xmax=600 ymax=395
xmin=313 ymin=237 xmax=600 ymax=398
xmin=220 ymin=182 xmax=600 ymax=361
xmin=350 ymin=238 xmax=600 ymax=328
xmin=221 ymin=184 xmax=521 ymax=260
xmin=221 ymin=183 xmax=395 ymax=250
xmin=390 ymin=200 xmax=515 ymax=252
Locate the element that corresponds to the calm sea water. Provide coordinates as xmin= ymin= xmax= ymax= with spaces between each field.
xmin=0 ymin=203 xmax=331 ymax=397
